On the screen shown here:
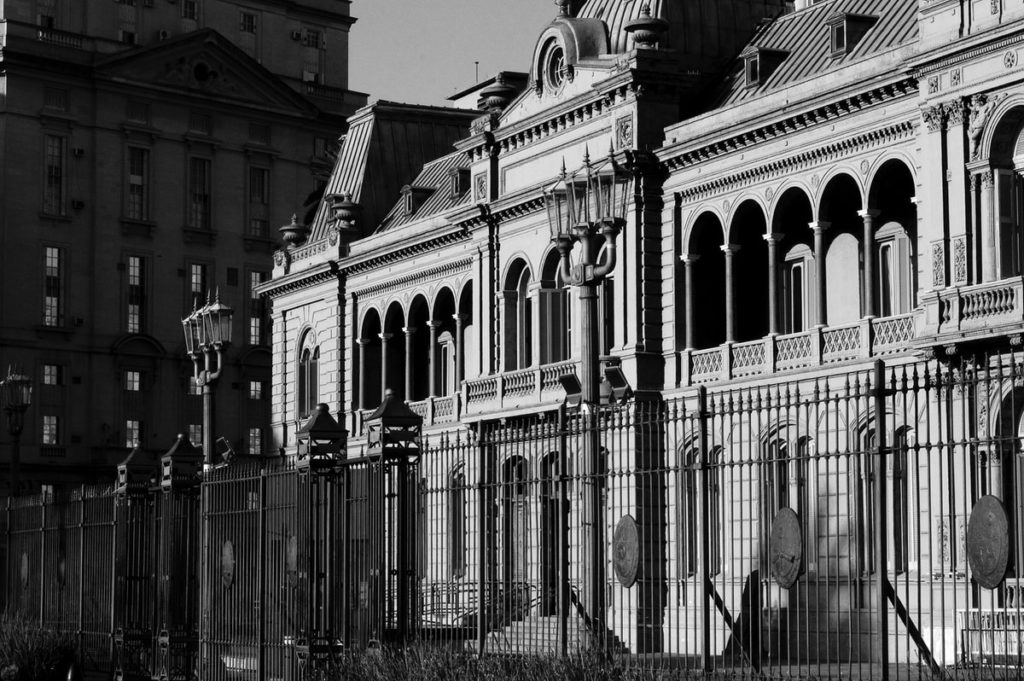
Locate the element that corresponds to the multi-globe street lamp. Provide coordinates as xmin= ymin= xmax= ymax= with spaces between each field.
xmin=544 ymin=149 xmax=633 ymax=648
xmin=0 ymin=365 xmax=32 ymax=493
xmin=181 ymin=293 xmax=233 ymax=468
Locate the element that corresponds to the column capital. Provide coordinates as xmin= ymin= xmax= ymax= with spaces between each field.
xmin=356 ymin=337 xmax=372 ymax=347
xmin=427 ymin=320 xmax=443 ymax=330
xmin=763 ymin=232 xmax=783 ymax=245
xmin=379 ymin=332 xmax=394 ymax=342
xmin=680 ymin=253 xmax=700 ymax=265
xmin=809 ymin=220 xmax=831 ymax=234
xmin=857 ymin=208 xmax=881 ymax=220
xmin=720 ymin=243 xmax=740 ymax=255
xmin=402 ymin=325 xmax=417 ymax=337
xmin=453 ymin=313 xmax=470 ymax=324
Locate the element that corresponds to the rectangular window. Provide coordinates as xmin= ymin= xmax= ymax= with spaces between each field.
xmin=125 ymin=419 xmax=141 ymax=447
xmin=182 ymin=0 xmax=198 ymax=20
xmin=126 ymin=100 xmax=149 ymax=124
xmin=188 ymin=157 xmax=211 ymax=229
xmin=248 ymin=427 xmax=262 ymax=455
xmin=126 ymin=148 xmax=149 ymax=220
xmin=189 ymin=263 xmax=208 ymax=309
xmin=188 ymin=375 xmax=201 ymax=396
xmin=248 ymin=167 xmax=270 ymax=237
xmin=42 ymin=364 xmax=62 ymax=386
xmin=304 ymin=29 xmax=321 ymax=48
xmin=249 ymin=380 xmax=263 ymax=400
xmin=43 ymin=135 xmax=66 ymax=216
xmin=44 ymin=88 xmax=67 ymax=111
xmin=248 ymin=270 xmax=267 ymax=345
xmin=42 ymin=415 xmax=59 ymax=445
xmin=240 ymin=12 xmax=257 ymax=33
xmin=124 ymin=370 xmax=141 ymax=392
xmin=127 ymin=255 xmax=146 ymax=333
xmin=188 ymin=423 xmax=203 ymax=445
xmin=43 ymin=246 xmax=64 ymax=327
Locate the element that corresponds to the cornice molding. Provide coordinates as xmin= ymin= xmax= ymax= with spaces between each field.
xmin=913 ymin=28 xmax=1024 ymax=74
xmin=675 ymin=119 xmax=916 ymax=204
xmin=661 ymin=78 xmax=918 ymax=172
xmin=354 ymin=257 xmax=475 ymax=298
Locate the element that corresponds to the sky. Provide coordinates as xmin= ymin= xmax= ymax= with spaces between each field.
xmin=348 ymin=0 xmax=556 ymax=107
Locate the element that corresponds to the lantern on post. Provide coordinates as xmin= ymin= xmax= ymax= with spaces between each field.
xmin=1 ymin=365 xmax=33 ymax=493
xmin=363 ymin=389 xmax=423 ymax=645
xmin=295 ymin=403 xmax=348 ymax=474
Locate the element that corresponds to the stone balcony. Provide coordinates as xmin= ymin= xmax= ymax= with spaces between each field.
xmin=919 ymin=276 xmax=1024 ymax=344
xmin=682 ymin=313 xmax=917 ymax=385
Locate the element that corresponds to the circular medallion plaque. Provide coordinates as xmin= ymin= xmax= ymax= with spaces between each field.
xmin=769 ymin=508 xmax=803 ymax=589
xmin=613 ymin=515 xmax=640 ymax=588
xmin=967 ymin=495 xmax=1009 ymax=590
xmin=221 ymin=540 xmax=236 ymax=589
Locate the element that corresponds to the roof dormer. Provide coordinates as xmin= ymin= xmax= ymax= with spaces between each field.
xmin=826 ymin=12 xmax=878 ymax=57
xmin=740 ymin=46 xmax=788 ymax=88
xmin=401 ymin=185 xmax=434 ymax=217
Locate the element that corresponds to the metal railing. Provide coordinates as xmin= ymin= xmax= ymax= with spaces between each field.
xmin=8 ymin=351 xmax=1024 ymax=678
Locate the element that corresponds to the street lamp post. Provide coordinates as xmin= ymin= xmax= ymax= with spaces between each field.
xmin=0 ymin=366 xmax=32 ymax=494
xmin=544 ymin=150 xmax=633 ymax=649
xmin=181 ymin=293 xmax=233 ymax=468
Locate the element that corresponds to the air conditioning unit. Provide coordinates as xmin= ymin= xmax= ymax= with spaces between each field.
xmin=158 ymin=29 xmax=171 ymax=40
xmin=290 ymin=30 xmax=302 ymax=41
xmin=71 ymin=147 xmax=85 ymax=157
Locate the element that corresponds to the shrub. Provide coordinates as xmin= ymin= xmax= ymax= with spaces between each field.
xmin=0 ymin=613 xmax=75 ymax=681
xmin=330 ymin=646 xmax=662 ymax=681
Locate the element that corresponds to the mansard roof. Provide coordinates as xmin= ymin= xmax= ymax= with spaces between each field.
xmin=308 ymin=102 xmax=477 ymax=241
xmin=712 ymin=0 xmax=917 ymax=108
xmin=376 ymin=151 xmax=472 ymax=233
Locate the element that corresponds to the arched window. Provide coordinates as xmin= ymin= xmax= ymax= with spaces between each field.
xmin=782 ymin=244 xmax=813 ymax=333
xmin=875 ymin=223 xmax=913 ymax=316
xmin=503 ymin=261 xmax=533 ymax=371
xmin=297 ymin=340 xmax=319 ymax=418
xmin=448 ymin=464 xmax=466 ymax=579
xmin=677 ymin=445 xmax=722 ymax=580
xmin=891 ymin=427 xmax=911 ymax=574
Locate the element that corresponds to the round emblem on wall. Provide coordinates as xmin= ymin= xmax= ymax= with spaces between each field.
xmin=1005 ymin=51 xmax=1018 ymax=69
xmin=765 ymin=186 xmax=774 ymax=200
xmin=769 ymin=508 xmax=803 ymax=589
xmin=860 ymin=159 xmax=871 ymax=175
xmin=967 ymin=495 xmax=1009 ymax=590
xmin=613 ymin=515 xmax=640 ymax=588
xmin=221 ymin=540 xmax=236 ymax=589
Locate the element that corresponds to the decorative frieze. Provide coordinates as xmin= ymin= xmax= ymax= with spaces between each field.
xmin=675 ymin=121 xmax=915 ymax=204
xmin=952 ymin=235 xmax=968 ymax=285
xmin=932 ymin=241 xmax=946 ymax=288
xmin=968 ymin=93 xmax=1005 ymax=160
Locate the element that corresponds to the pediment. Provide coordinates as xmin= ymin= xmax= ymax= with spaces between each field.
xmin=95 ymin=29 xmax=316 ymax=114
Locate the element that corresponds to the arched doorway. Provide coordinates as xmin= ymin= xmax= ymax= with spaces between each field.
xmin=686 ymin=213 xmax=726 ymax=348
xmin=770 ymin=187 xmax=815 ymax=333
xmin=868 ymin=159 xmax=918 ymax=315
xmin=359 ymin=309 xmax=382 ymax=409
xmin=819 ymin=174 xmax=864 ymax=325
xmin=730 ymin=201 xmax=769 ymax=342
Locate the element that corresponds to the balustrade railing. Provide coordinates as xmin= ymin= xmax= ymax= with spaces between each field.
xmin=684 ymin=313 xmax=917 ymax=386
xmin=924 ymin=277 xmax=1024 ymax=336
xmin=462 ymin=361 xmax=579 ymax=415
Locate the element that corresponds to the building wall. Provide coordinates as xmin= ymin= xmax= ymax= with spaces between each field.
xmin=0 ymin=0 xmax=365 ymax=487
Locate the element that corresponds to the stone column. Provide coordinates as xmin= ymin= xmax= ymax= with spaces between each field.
xmin=681 ymin=255 xmax=698 ymax=349
xmin=722 ymin=244 xmax=738 ymax=342
xmin=379 ymin=332 xmax=393 ymax=398
xmin=859 ymin=209 xmax=880 ymax=318
xmin=453 ymin=313 xmax=468 ymax=387
xmin=402 ymin=326 xmax=417 ymax=401
xmin=356 ymin=337 xmax=370 ymax=409
xmin=809 ymin=221 xmax=831 ymax=326
xmin=764 ymin=233 xmax=781 ymax=335
xmin=427 ymin=321 xmax=441 ymax=397
xmin=978 ymin=170 xmax=996 ymax=281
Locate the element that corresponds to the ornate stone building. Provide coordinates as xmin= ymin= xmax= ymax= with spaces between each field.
xmin=0 ymin=0 xmax=365 ymax=488
xmin=261 ymin=0 xmax=1024 ymax=668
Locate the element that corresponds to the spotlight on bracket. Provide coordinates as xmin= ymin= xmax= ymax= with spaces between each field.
xmin=558 ymin=373 xmax=583 ymax=410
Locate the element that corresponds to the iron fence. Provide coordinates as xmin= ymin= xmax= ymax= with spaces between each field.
xmin=4 ymin=355 xmax=1024 ymax=679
